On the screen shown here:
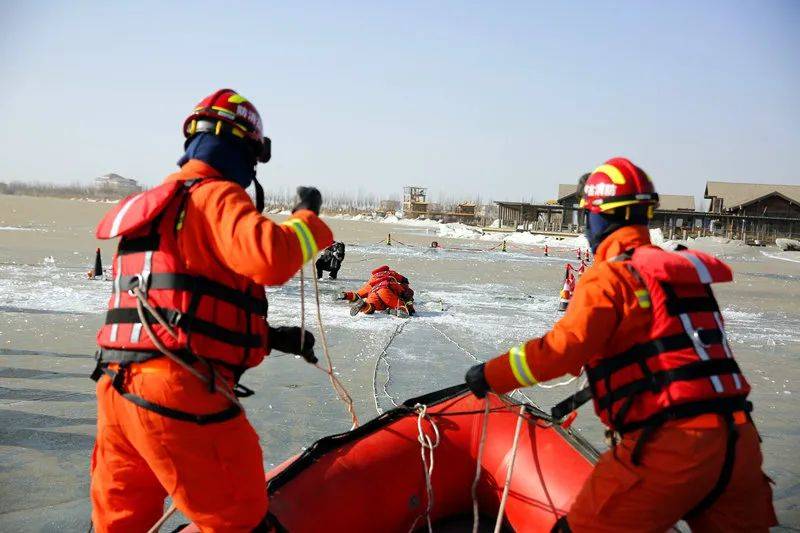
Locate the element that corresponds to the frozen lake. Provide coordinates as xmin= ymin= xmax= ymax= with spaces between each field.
xmin=1 ymin=195 xmax=798 ymax=530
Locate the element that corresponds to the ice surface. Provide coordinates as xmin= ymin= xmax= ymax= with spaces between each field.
xmin=1 ymin=206 xmax=799 ymax=528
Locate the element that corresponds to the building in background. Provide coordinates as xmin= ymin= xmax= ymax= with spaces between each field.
xmin=658 ymin=194 xmax=695 ymax=211
xmin=94 ymin=173 xmax=142 ymax=195
xmin=494 ymin=180 xmax=800 ymax=243
xmin=705 ymin=181 xmax=800 ymax=217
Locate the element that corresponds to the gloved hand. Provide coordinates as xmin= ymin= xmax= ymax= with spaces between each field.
xmin=292 ymin=186 xmax=322 ymax=215
xmin=465 ymin=363 xmax=490 ymax=398
xmin=269 ymin=326 xmax=318 ymax=364
xmin=335 ymin=292 xmax=349 ymax=301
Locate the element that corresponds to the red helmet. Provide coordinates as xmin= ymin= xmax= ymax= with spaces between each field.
xmin=579 ymin=157 xmax=658 ymax=214
xmin=183 ymin=89 xmax=271 ymax=163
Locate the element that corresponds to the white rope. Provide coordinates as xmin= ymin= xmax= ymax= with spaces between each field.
xmin=471 ymin=398 xmax=491 ymax=533
xmin=493 ymin=404 xmax=526 ymax=533
xmin=427 ymin=323 xmax=481 ymax=363
xmin=146 ymin=503 xmax=177 ymax=533
xmin=310 ymin=265 xmax=359 ymax=429
xmin=412 ymin=403 xmax=440 ymax=533
xmin=371 ymin=322 xmax=409 ymax=414
xmin=299 ymin=265 xmax=306 ymax=353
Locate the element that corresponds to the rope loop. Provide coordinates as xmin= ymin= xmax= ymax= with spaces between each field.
xmin=412 ymin=402 xmax=440 ymax=533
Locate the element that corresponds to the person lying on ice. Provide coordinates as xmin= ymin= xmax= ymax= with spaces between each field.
xmin=91 ymin=89 xmax=333 ymax=533
xmin=465 ymin=158 xmax=776 ymax=532
xmin=338 ymin=265 xmax=415 ymax=317
xmin=315 ymin=241 xmax=346 ymax=279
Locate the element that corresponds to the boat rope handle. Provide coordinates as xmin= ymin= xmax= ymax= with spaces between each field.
xmin=471 ymin=398 xmax=492 ymax=533
xmin=410 ymin=403 xmax=440 ymax=533
xmin=493 ymin=404 xmax=526 ymax=533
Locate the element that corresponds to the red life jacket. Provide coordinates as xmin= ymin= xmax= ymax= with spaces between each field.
xmin=369 ymin=267 xmax=413 ymax=300
xmin=95 ymin=179 xmax=269 ymax=375
xmin=553 ymin=245 xmax=750 ymax=436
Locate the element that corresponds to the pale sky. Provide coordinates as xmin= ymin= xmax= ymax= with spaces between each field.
xmin=1 ymin=1 xmax=798 ymax=203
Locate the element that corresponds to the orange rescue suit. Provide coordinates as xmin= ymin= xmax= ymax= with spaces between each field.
xmin=483 ymin=226 xmax=776 ymax=531
xmin=91 ymin=160 xmax=333 ymax=532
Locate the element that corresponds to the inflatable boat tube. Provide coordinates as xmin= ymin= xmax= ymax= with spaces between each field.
xmin=187 ymin=384 xmax=597 ymax=532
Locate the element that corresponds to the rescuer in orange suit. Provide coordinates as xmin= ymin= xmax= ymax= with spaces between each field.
xmin=90 ymin=89 xmax=333 ymax=532
xmin=465 ymin=158 xmax=777 ymax=532
xmin=338 ymin=265 xmax=415 ymax=317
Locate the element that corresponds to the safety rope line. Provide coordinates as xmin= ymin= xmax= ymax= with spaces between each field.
xmin=471 ymin=398 xmax=492 ymax=533
xmin=493 ymin=404 xmax=526 ymax=533
xmin=145 ymin=503 xmax=176 ymax=533
xmin=371 ymin=321 xmax=410 ymax=414
xmin=309 ymin=264 xmax=360 ymax=429
xmin=299 ymin=266 xmax=306 ymax=353
xmin=375 ymin=232 xmax=588 ymax=258
xmin=410 ymin=403 xmax=441 ymax=533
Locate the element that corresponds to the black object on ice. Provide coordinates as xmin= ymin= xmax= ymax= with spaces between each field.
xmin=93 ymin=248 xmax=103 ymax=277
xmin=316 ymin=242 xmax=346 ymax=280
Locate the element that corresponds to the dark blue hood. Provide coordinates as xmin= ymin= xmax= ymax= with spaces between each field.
xmin=178 ymin=133 xmax=256 ymax=190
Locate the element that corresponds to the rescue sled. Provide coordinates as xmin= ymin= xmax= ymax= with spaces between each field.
xmin=187 ymin=384 xmax=597 ymax=532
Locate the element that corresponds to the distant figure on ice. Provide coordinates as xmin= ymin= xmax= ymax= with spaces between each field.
xmin=316 ymin=241 xmax=346 ymax=279
xmin=338 ymin=265 xmax=415 ymax=317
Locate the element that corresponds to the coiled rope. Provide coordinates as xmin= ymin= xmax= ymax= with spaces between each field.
xmin=409 ymin=403 xmax=441 ymax=533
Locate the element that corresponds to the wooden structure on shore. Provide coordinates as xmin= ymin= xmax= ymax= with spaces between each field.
xmin=495 ymin=202 xmax=800 ymax=244
xmin=403 ymin=186 xmax=429 ymax=218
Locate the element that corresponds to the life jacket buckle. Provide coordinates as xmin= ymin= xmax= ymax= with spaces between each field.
xmin=692 ymin=328 xmax=712 ymax=348
xmin=604 ymin=428 xmax=620 ymax=447
xmin=127 ymin=273 xmax=151 ymax=297
xmin=168 ymin=310 xmax=182 ymax=328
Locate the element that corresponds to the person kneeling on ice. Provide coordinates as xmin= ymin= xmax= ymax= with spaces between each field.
xmin=465 ymin=158 xmax=776 ymax=532
xmin=315 ymin=241 xmax=346 ymax=279
xmin=90 ymin=89 xmax=333 ymax=532
xmin=339 ymin=265 xmax=415 ymax=317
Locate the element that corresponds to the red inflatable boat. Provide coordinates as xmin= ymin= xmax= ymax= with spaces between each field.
xmin=188 ymin=385 xmax=597 ymax=532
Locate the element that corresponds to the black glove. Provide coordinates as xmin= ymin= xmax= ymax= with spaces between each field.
xmin=465 ymin=363 xmax=490 ymax=398
xmin=269 ymin=326 xmax=318 ymax=364
xmin=292 ymin=186 xmax=322 ymax=215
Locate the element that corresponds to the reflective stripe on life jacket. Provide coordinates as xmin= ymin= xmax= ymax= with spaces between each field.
xmin=552 ymin=245 xmax=750 ymax=436
xmin=95 ymin=179 xmax=269 ymax=373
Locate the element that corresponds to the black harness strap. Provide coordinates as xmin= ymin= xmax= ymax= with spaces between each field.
xmin=661 ymin=283 xmax=720 ymax=316
xmin=618 ymin=397 xmax=751 ymax=435
xmin=104 ymin=307 xmax=262 ymax=348
xmin=595 ymin=358 xmax=742 ymax=411
xmin=114 ymin=273 xmax=268 ymax=315
xmin=550 ymin=515 xmax=572 ymax=533
xmin=551 ymin=386 xmax=594 ymax=420
xmin=684 ymin=412 xmax=739 ymax=519
xmin=585 ymin=329 xmax=723 ymax=382
xmin=101 ymin=366 xmax=241 ymax=425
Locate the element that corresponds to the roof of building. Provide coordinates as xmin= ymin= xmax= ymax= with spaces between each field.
xmin=705 ymin=181 xmax=800 ymax=209
xmin=558 ymin=183 xmax=578 ymax=201
xmin=658 ymin=194 xmax=695 ymax=211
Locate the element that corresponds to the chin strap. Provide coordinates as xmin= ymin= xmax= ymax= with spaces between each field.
xmin=253 ymin=177 xmax=265 ymax=213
